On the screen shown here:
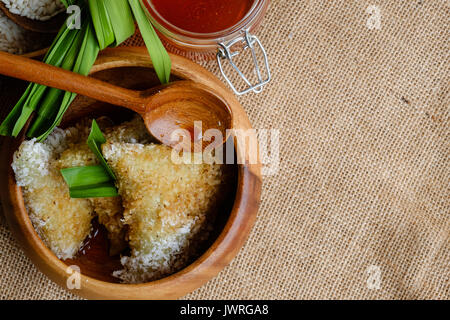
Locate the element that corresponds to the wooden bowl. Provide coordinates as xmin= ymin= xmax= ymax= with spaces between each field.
xmin=0 ymin=48 xmax=262 ymax=300
xmin=0 ymin=2 xmax=65 ymax=33
xmin=0 ymin=5 xmax=58 ymax=58
xmin=21 ymin=47 xmax=49 ymax=59
xmin=17 ymin=34 xmax=53 ymax=59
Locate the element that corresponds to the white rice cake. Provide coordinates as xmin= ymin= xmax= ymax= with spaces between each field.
xmin=103 ymin=142 xmax=225 ymax=283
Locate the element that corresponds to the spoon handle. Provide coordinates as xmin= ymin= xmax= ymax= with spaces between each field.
xmin=0 ymin=51 xmax=146 ymax=113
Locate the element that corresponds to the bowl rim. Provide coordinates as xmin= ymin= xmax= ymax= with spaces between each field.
xmin=21 ymin=47 xmax=48 ymax=59
xmin=0 ymin=48 xmax=262 ymax=300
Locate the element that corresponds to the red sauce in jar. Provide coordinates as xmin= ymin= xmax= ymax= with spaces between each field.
xmin=147 ymin=0 xmax=255 ymax=33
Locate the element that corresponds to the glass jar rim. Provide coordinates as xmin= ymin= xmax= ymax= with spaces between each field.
xmin=141 ymin=0 xmax=268 ymax=45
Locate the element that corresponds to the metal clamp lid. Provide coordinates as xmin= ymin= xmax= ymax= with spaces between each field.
xmin=217 ymin=30 xmax=271 ymax=96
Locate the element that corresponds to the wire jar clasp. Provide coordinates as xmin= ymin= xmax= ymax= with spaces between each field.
xmin=217 ymin=30 xmax=271 ymax=96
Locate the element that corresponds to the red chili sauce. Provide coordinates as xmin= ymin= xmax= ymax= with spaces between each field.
xmin=147 ymin=0 xmax=255 ymax=33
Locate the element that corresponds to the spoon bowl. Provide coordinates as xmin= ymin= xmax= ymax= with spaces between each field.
xmin=141 ymin=81 xmax=232 ymax=151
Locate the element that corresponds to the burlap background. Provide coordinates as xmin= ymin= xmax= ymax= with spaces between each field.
xmin=0 ymin=0 xmax=449 ymax=300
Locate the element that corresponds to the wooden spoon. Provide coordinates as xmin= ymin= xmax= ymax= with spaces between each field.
xmin=0 ymin=2 xmax=65 ymax=33
xmin=0 ymin=51 xmax=232 ymax=151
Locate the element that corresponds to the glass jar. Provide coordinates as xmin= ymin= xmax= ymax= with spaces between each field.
xmin=140 ymin=0 xmax=271 ymax=95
